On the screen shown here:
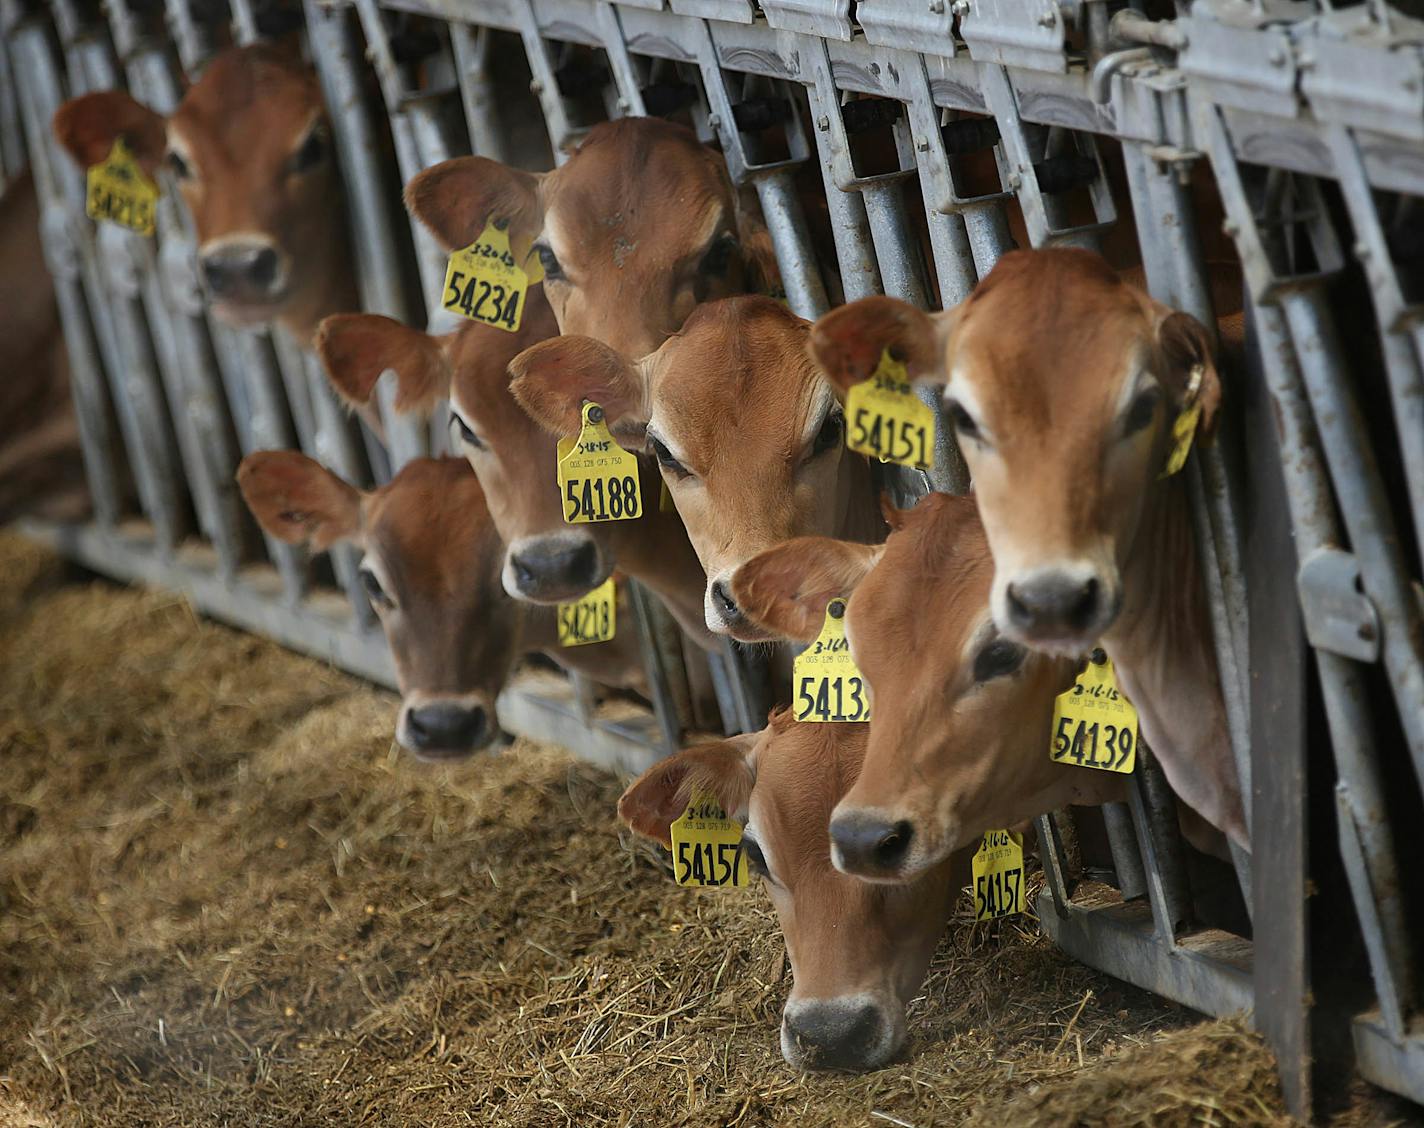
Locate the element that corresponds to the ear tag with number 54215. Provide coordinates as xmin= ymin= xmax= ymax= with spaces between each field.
xmin=1049 ymin=649 xmax=1139 ymax=774
xmin=557 ymin=576 xmax=616 ymax=647
xmin=844 ymin=348 xmax=935 ymax=471
xmin=972 ymin=830 xmax=1024 ymax=921
xmin=793 ymin=599 xmax=871 ymax=723
xmin=86 ymin=138 xmax=159 ymax=237
xmin=670 ymin=792 xmax=749 ymax=888
xmin=442 ymin=219 xmax=543 ymax=333
xmin=556 ymin=403 xmax=643 ymax=524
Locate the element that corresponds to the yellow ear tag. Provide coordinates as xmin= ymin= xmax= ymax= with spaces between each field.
xmin=1049 ymin=649 xmax=1139 ymax=774
xmin=1160 ymin=364 xmax=1205 ymax=478
xmin=793 ymin=599 xmax=871 ymax=722
xmin=85 ymin=138 xmax=158 ymax=236
xmin=441 ymin=219 xmax=542 ymax=332
xmin=669 ymin=791 xmax=749 ymax=888
xmin=844 ymin=348 xmax=936 ymax=471
xmin=972 ymin=830 xmax=1024 ymax=921
xmin=556 ymin=576 xmax=616 ymax=646
xmin=556 ymin=403 xmax=643 ymax=524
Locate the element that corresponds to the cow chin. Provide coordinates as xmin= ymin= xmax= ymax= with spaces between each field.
xmin=209 ymin=295 xmax=291 ymax=329
xmin=780 ymin=993 xmax=906 ymax=1072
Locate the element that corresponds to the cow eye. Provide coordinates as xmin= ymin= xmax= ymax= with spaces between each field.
xmin=945 ymin=399 xmax=981 ymax=442
xmin=648 ymin=434 xmax=687 ymax=478
xmin=449 ymin=412 xmax=485 ymax=450
xmin=288 ymin=126 xmax=328 ymax=174
xmin=740 ymin=835 xmax=770 ymax=879
xmin=1123 ymin=386 xmax=1161 ymax=437
xmin=700 ymin=233 xmax=738 ymax=277
xmin=811 ymin=410 xmax=844 ymax=457
xmin=166 ymin=149 xmax=193 ymax=181
xmin=973 ymin=638 xmax=1025 ymax=682
xmin=359 ymin=567 xmax=393 ymax=610
xmin=535 ymin=244 xmax=564 ymax=282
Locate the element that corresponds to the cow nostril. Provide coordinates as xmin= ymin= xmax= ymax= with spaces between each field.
xmin=569 ymin=539 xmax=598 ymax=582
xmin=250 ymin=246 xmax=279 ymax=290
xmin=405 ymin=704 xmax=487 ymax=754
xmin=831 ymin=814 xmax=914 ymax=875
xmin=201 ymin=256 xmax=234 ymax=297
xmin=875 ymin=821 xmax=914 ymax=868
xmin=1005 ymin=581 xmax=1030 ymax=626
xmin=1067 ymin=576 xmax=1100 ymax=629
xmin=711 ymin=580 xmax=740 ymax=620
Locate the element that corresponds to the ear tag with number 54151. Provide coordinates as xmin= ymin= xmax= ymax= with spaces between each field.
xmin=972 ymin=830 xmax=1024 ymax=921
xmin=844 ymin=348 xmax=935 ymax=471
xmin=793 ymin=599 xmax=871 ymax=723
xmin=1049 ymin=649 xmax=1139 ymax=774
xmin=670 ymin=792 xmax=749 ymax=888
xmin=556 ymin=403 xmax=643 ymax=524
xmin=86 ymin=138 xmax=159 ymax=237
xmin=441 ymin=219 xmax=543 ymax=333
xmin=557 ymin=576 xmax=616 ymax=647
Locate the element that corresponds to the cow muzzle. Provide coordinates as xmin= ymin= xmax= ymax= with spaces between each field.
xmin=397 ymin=697 xmax=498 ymax=761
xmin=828 ymin=810 xmax=922 ymax=883
xmin=504 ymin=533 xmax=607 ymax=603
xmin=997 ymin=562 xmax=1120 ymax=655
xmin=199 ymin=236 xmax=289 ymax=320
xmin=780 ymin=994 xmax=904 ymax=1071
xmin=704 ymin=574 xmax=769 ymax=642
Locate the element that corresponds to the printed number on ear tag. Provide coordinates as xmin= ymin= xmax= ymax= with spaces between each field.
xmin=556 ymin=577 xmax=616 ymax=647
xmin=441 ymin=219 xmax=543 ymax=333
xmin=556 ymin=403 xmax=643 ymax=524
xmin=670 ymin=792 xmax=749 ymax=888
xmin=86 ymin=138 xmax=159 ymax=237
xmin=1160 ymin=364 xmax=1205 ymax=478
xmin=972 ymin=830 xmax=1024 ymax=921
xmin=844 ymin=348 xmax=935 ymax=471
xmin=1049 ymin=650 xmax=1139 ymax=774
xmin=793 ymin=599 xmax=870 ymax=723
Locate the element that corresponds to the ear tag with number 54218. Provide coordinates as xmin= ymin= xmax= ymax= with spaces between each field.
xmin=441 ymin=219 xmax=543 ymax=333
xmin=670 ymin=792 xmax=749 ymax=888
xmin=556 ymin=403 xmax=643 ymax=524
xmin=1049 ymin=649 xmax=1139 ymax=774
xmin=844 ymin=348 xmax=935 ymax=471
xmin=557 ymin=576 xmax=616 ymax=647
xmin=793 ymin=599 xmax=871 ymax=723
xmin=86 ymin=138 xmax=159 ymax=237
xmin=972 ymin=830 xmax=1024 ymax=921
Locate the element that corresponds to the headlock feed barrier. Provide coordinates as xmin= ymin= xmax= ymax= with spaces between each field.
xmin=6 ymin=0 xmax=1424 ymax=1115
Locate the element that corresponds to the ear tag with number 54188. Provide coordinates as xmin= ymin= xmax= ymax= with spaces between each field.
xmin=557 ymin=576 xmax=616 ymax=647
xmin=844 ymin=348 xmax=935 ymax=471
xmin=670 ymin=792 xmax=749 ymax=888
xmin=793 ymin=599 xmax=870 ymax=723
xmin=556 ymin=403 xmax=643 ymax=524
xmin=86 ymin=138 xmax=159 ymax=237
xmin=441 ymin=219 xmax=543 ymax=333
xmin=1049 ymin=649 xmax=1139 ymax=774
xmin=972 ymin=830 xmax=1024 ymax=921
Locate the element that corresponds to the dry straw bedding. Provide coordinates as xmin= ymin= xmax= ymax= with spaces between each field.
xmin=0 ymin=532 xmax=1304 ymax=1126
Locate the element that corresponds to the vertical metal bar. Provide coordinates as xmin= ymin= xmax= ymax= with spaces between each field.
xmin=627 ymin=580 xmax=683 ymax=756
xmin=751 ymin=171 xmax=829 ymax=319
xmin=1101 ymin=801 xmax=1147 ymax=901
xmin=450 ymin=24 xmax=509 ymax=162
xmin=1126 ymin=748 xmax=1193 ymax=941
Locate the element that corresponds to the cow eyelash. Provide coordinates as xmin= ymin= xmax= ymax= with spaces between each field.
xmin=1122 ymin=386 xmax=1161 ymax=437
xmin=811 ymin=411 xmax=844 ymax=457
xmin=358 ymin=567 xmax=394 ymax=610
xmin=648 ymin=434 xmax=688 ymax=479
xmin=534 ymin=243 xmax=564 ymax=282
xmin=973 ymin=637 xmax=1025 ymax=683
xmin=450 ymin=413 xmax=485 ymax=450
xmin=740 ymin=835 xmax=770 ymax=879
xmin=166 ymin=149 xmax=193 ymax=181
xmin=945 ymin=399 xmax=981 ymax=442
xmin=288 ymin=126 xmax=328 ymax=174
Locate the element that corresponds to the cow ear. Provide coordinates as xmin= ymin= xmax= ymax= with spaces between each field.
xmin=53 ymin=91 xmax=167 ymax=177
xmin=315 ymin=314 xmax=450 ymax=417
xmin=404 ymin=157 xmax=543 ymax=253
xmin=617 ymin=733 xmax=759 ymax=848
xmin=731 ymin=537 xmax=884 ymax=643
xmin=808 ymin=296 xmax=948 ymax=397
xmin=509 ymin=336 xmax=648 ymax=445
xmin=1155 ymin=309 xmax=1223 ymax=437
xmin=237 ymin=451 xmax=361 ymax=551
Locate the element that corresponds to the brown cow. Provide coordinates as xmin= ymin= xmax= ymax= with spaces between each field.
xmin=808 ymin=248 xmax=1244 ymax=848
xmin=53 ymin=43 xmax=352 ymax=344
xmin=509 ymin=295 xmax=884 ymax=641
xmin=618 ymin=711 xmax=966 ymax=1071
xmin=732 ymin=492 xmax=1122 ymax=882
xmin=238 ymin=452 xmax=645 ymax=760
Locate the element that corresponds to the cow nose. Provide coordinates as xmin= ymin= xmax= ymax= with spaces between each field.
xmin=829 ymin=813 xmax=914 ymax=878
xmin=509 ymin=539 xmax=600 ymax=598
xmin=403 ymin=703 xmax=489 ymax=758
xmin=782 ymin=1000 xmax=893 ymax=1071
xmin=201 ymin=243 xmax=280 ymax=298
xmin=1004 ymin=573 xmax=1103 ymax=636
xmin=710 ymin=580 xmax=741 ymax=623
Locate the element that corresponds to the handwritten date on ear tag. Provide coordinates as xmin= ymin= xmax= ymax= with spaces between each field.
xmin=1160 ymin=364 xmax=1205 ymax=478
xmin=441 ymin=220 xmax=543 ymax=332
xmin=1050 ymin=650 xmax=1139 ymax=774
xmin=670 ymin=792 xmax=749 ymax=889
xmin=972 ymin=830 xmax=1024 ymax=921
xmin=557 ymin=403 xmax=643 ymax=524
xmin=845 ymin=348 xmax=935 ymax=471
xmin=793 ymin=600 xmax=871 ymax=723
xmin=557 ymin=577 xmax=616 ymax=647
xmin=86 ymin=138 xmax=159 ymax=236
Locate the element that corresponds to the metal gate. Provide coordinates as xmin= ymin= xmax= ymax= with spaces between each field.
xmin=6 ymin=0 xmax=1423 ymax=1115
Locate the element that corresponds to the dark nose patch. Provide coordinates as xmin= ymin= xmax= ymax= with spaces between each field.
xmin=509 ymin=539 xmax=600 ymax=599
xmin=201 ymin=243 xmax=281 ymax=299
xmin=403 ymin=702 xmax=489 ymax=758
xmin=783 ymin=1000 xmax=889 ymax=1071
xmin=1004 ymin=573 xmax=1103 ymax=636
xmin=829 ymin=812 xmax=914 ymax=877
xmin=710 ymin=580 xmax=741 ymax=622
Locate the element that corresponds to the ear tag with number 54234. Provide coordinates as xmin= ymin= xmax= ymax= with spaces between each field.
xmin=972 ymin=830 xmax=1024 ymax=921
xmin=844 ymin=348 xmax=935 ymax=471
xmin=441 ymin=219 xmax=543 ymax=333
xmin=1049 ymin=649 xmax=1139 ymax=774
xmin=557 ymin=576 xmax=616 ymax=647
xmin=793 ymin=599 xmax=871 ymax=723
xmin=86 ymin=138 xmax=159 ymax=237
xmin=670 ymin=792 xmax=749 ymax=888
xmin=556 ymin=403 xmax=643 ymax=524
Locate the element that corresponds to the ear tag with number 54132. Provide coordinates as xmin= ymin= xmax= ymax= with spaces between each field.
xmin=972 ymin=830 xmax=1024 ymax=921
xmin=556 ymin=403 xmax=643 ymax=524
xmin=86 ymin=138 xmax=159 ymax=237
xmin=669 ymin=791 xmax=749 ymax=888
xmin=557 ymin=576 xmax=616 ymax=647
xmin=844 ymin=348 xmax=935 ymax=471
xmin=1049 ymin=649 xmax=1139 ymax=774
xmin=441 ymin=219 xmax=543 ymax=333
xmin=793 ymin=599 xmax=871 ymax=723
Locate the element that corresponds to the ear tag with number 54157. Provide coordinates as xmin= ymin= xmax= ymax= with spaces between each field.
xmin=1049 ymin=649 xmax=1139 ymax=774
xmin=669 ymin=792 xmax=749 ymax=888
xmin=556 ymin=403 xmax=643 ymax=524
xmin=793 ymin=599 xmax=871 ymax=723
xmin=972 ymin=830 xmax=1024 ymax=921
xmin=441 ymin=219 xmax=543 ymax=333
xmin=557 ymin=576 xmax=616 ymax=647
xmin=844 ymin=348 xmax=935 ymax=471
xmin=86 ymin=138 xmax=159 ymax=237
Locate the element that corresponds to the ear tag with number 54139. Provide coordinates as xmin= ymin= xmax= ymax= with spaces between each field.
xmin=793 ymin=599 xmax=871 ymax=723
xmin=557 ymin=576 xmax=616 ymax=647
xmin=844 ymin=348 xmax=935 ymax=471
xmin=972 ymin=830 xmax=1024 ymax=921
xmin=1049 ymin=649 xmax=1139 ymax=774
xmin=556 ymin=403 xmax=643 ymax=524
xmin=86 ymin=138 xmax=159 ymax=237
xmin=441 ymin=219 xmax=543 ymax=333
xmin=670 ymin=792 xmax=749 ymax=888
